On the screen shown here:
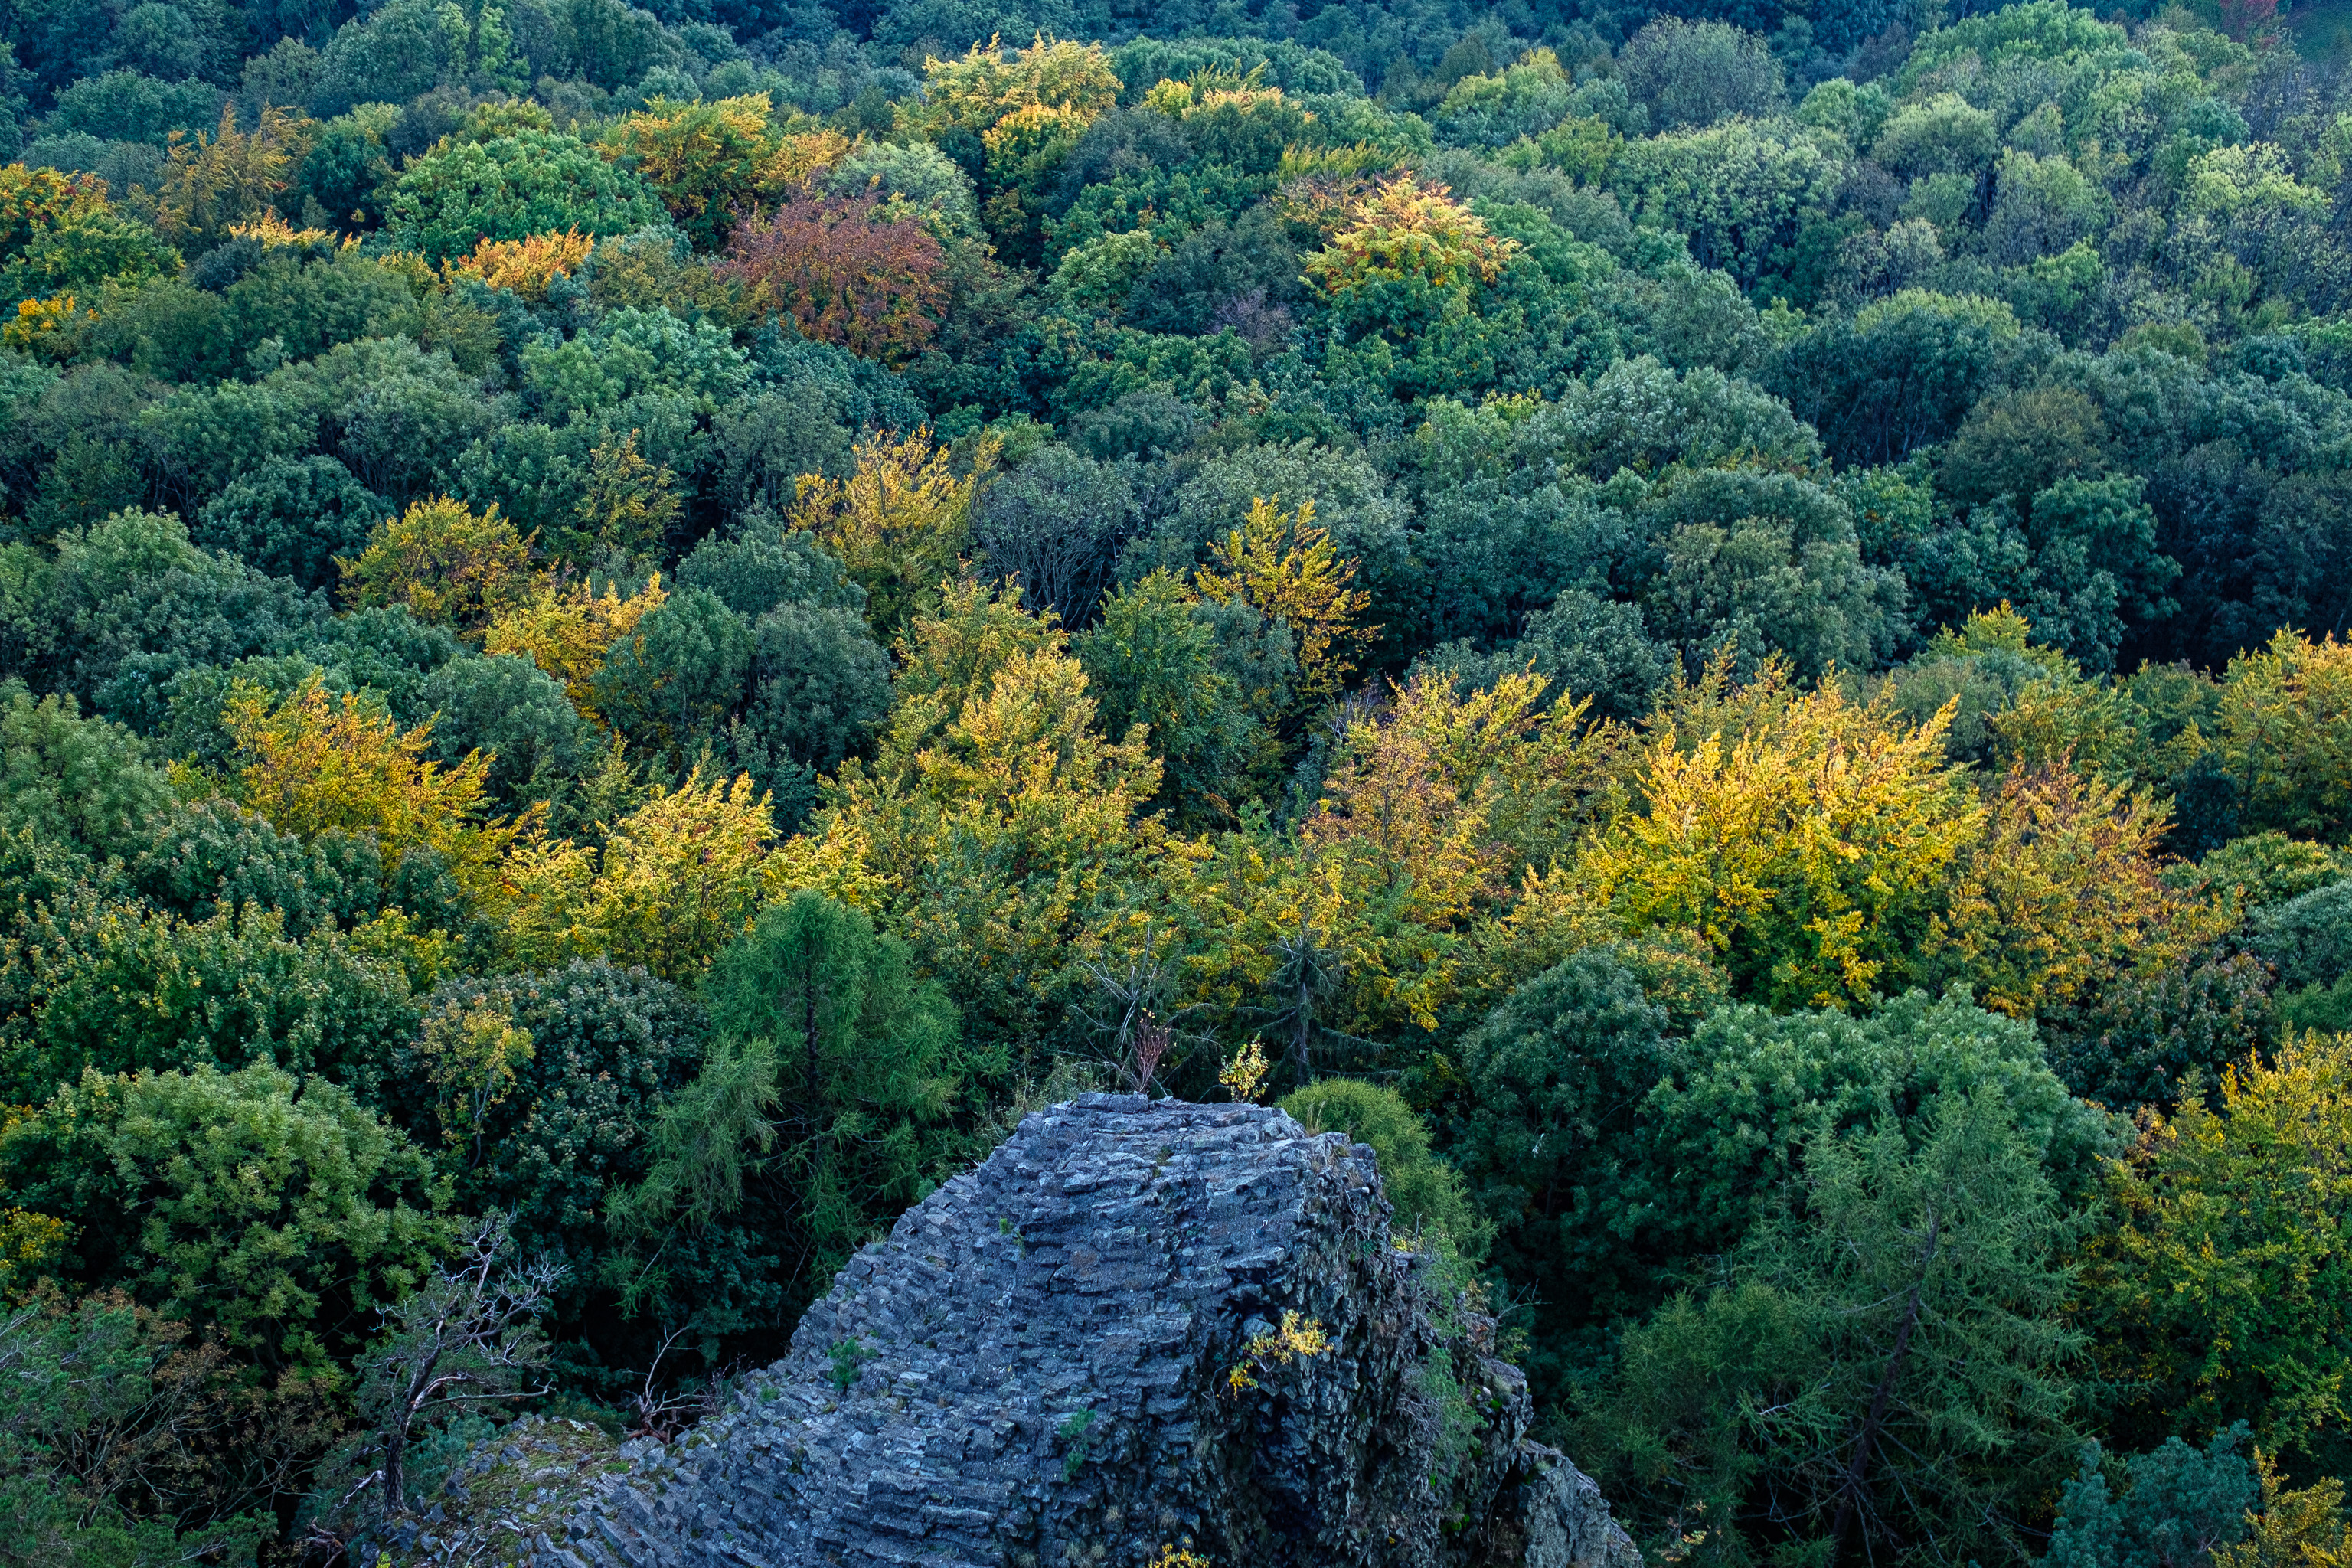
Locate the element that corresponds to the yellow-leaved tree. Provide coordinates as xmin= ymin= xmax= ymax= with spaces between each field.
xmin=2080 ymin=1031 xmax=2352 ymax=1474
xmin=789 ymin=427 xmax=988 ymax=639
xmin=1191 ymin=496 xmax=1377 ymax=715
xmin=1579 ymin=659 xmax=1982 ymax=1010
xmin=1174 ymin=668 xmax=1620 ymax=1074
xmin=443 ymin=228 xmax=594 ymax=298
xmin=822 ymin=578 xmax=1183 ymax=1062
xmin=498 ymin=768 xmax=872 ymax=980
xmin=908 ymin=33 xmax=1119 ymax=260
xmin=483 ymin=573 xmax=668 ymax=724
xmin=412 ymin=991 xmax=534 ymax=1165
xmin=2207 ymin=629 xmax=2352 ymax=843
xmin=1301 ymin=175 xmax=1520 ymax=301
xmin=1920 ymin=760 xmax=2218 ymax=1023
xmin=908 ymin=33 xmax=1121 ymax=137
xmin=152 ymin=103 xmax=312 ymax=247
xmin=599 ymin=93 xmax=847 ymax=247
xmin=339 ymin=495 xmax=537 ymax=634
xmin=224 ymin=677 xmax=527 ymax=900
xmin=560 ymin=430 xmax=683 ymax=569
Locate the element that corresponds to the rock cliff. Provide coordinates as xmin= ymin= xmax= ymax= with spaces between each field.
xmin=545 ymin=1095 xmax=1637 ymax=1568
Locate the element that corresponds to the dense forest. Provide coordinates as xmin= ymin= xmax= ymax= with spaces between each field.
xmin=5 ymin=0 xmax=2352 ymax=1559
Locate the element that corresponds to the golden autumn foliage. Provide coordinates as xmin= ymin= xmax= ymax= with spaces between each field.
xmin=224 ymin=677 xmax=527 ymax=898
xmin=2215 ymin=1454 xmax=2352 ymax=1568
xmin=482 ymin=573 xmax=668 ymax=723
xmin=153 ymin=103 xmax=312 ymax=247
xmin=443 ymin=227 xmax=593 ymax=298
xmin=1308 ymin=670 xmax=1609 ymax=903
xmin=1922 ymin=760 xmax=2207 ymax=1021
xmin=227 ymin=211 xmax=339 ymax=248
xmin=819 ymin=580 xmax=1181 ymax=1052
xmin=978 ymin=102 xmax=1090 ymax=191
xmin=2207 ymin=628 xmax=2352 ymax=842
xmin=910 ymin=34 xmax=1121 ymax=138
xmin=412 ymin=992 xmax=534 ymax=1160
xmin=1166 ymin=671 xmax=1619 ymax=1047
xmin=1300 ymin=175 xmax=1521 ymax=300
xmin=339 ymin=496 xmax=537 ymax=633
xmin=1579 ymin=665 xmax=1982 ymax=1010
xmin=1192 ymin=496 xmax=1377 ymax=713
xmin=843 ymin=580 xmax=1158 ymax=826
xmin=0 ymin=1202 xmax=68 ymax=1297
xmin=599 ymin=93 xmax=850 ymax=247
xmin=498 ymin=768 xmax=870 ymax=978
xmin=2 ymin=292 xmax=90 ymax=358
xmin=1303 ymin=672 xmax=1566 ymax=1030
xmin=1141 ymin=66 xmax=1294 ymax=119
xmin=789 ymin=427 xmax=989 ymax=637
xmin=0 ymin=162 xmax=111 ymax=243
xmin=2082 ymin=1031 xmax=2352 ymax=1467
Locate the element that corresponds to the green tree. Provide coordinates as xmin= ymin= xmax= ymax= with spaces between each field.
xmin=2253 ymin=882 xmax=2352 ymax=1034
xmin=2040 ymin=1427 xmax=2259 ymax=1568
xmin=1590 ymin=1090 xmax=2090 ymax=1566
xmin=676 ymin=509 xmax=866 ymax=621
xmin=383 ymin=132 xmax=665 ymax=265
xmin=1771 ymin=291 xmax=2034 ymax=469
xmin=0 ymin=1293 xmax=312 ymax=1568
xmin=0 ymin=1061 xmax=446 ymax=1369
xmin=734 ymin=600 xmax=892 ymax=831
xmin=418 ymin=652 xmax=585 ymax=808
xmin=1636 ymin=468 xmax=1909 ymax=682
xmin=1608 ymin=115 xmax=1832 ymax=291
xmin=193 ymin=456 xmax=392 ymax=595
xmin=1080 ymin=569 xmax=1279 ymax=829
xmin=0 ymin=682 xmax=175 ymax=861
xmin=590 ymin=585 xmax=753 ymax=766
xmin=612 ymin=891 xmax=965 ymax=1319
xmin=1280 ymin=1076 xmax=1482 ymax=1256
xmin=0 ymin=892 xmax=422 ymax=1100
xmin=1616 ymin=18 xmax=1784 ymax=129
xmin=1438 ymin=946 xmax=1674 ymax=1377
xmin=43 ymin=506 xmax=322 ymax=727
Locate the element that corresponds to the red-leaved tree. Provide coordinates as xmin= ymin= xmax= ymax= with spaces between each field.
xmin=721 ymin=196 xmax=949 ymax=366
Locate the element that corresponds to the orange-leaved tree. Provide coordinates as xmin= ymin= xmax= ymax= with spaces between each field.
xmin=443 ymin=228 xmax=593 ymax=298
xmin=721 ymin=195 xmax=947 ymax=365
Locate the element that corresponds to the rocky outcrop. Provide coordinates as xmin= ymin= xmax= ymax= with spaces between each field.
xmin=547 ymin=1095 xmax=1637 ymax=1568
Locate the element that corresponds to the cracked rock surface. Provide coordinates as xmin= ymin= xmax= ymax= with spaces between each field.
xmin=544 ymin=1095 xmax=1638 ymax=1568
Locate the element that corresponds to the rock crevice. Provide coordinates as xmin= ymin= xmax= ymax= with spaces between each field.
xmin=550 ymin=1095 xmax=1636 ymax=1568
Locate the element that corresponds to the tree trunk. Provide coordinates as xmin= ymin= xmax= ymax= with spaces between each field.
xmin=803 ymin=972 xmax=825 ymax=1194
xmin=1830 ymin=1206 xmax=1940 ymax=1559
xmin=1289 ymin=989 xmax=1312 ymax=1086
xmin=383 ymin=1415 xmax=410 ymax=1515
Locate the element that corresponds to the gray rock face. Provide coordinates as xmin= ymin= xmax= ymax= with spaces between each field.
xmin=550 ymin=1096 xmax=1636 ymax=1568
